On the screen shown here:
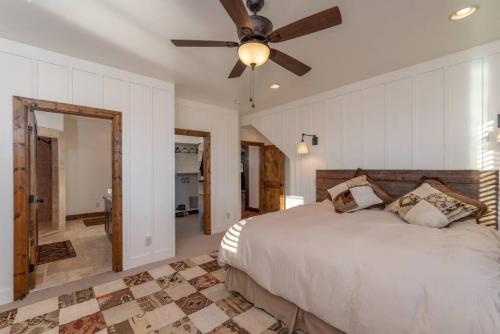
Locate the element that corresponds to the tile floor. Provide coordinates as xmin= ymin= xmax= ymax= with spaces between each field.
xmin=35 ymin=220 xmax=112 ymax=291
xmin=0 ymin=251 xmax=289 ymax=334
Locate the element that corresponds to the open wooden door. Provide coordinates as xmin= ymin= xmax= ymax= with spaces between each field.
xmin=260 ymin=145 xmax=285 ymax=213
xmin=27 ymin=109 xmax=38 ymax=289
xmin=13 ymin=99 xmax=39 ymax=298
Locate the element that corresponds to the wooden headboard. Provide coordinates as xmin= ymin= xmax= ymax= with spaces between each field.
xmin=316 ymin=170 xmax=499 ymax=229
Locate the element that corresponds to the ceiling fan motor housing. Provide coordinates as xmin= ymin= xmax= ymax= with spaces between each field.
xmin=238 ymin=15 xmax=273 ymax=42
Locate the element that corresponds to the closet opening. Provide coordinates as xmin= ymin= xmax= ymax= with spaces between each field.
xmin=174 ymin=129 xmax=211 ymax=242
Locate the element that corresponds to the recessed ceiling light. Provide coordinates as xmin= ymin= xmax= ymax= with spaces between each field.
xmin=270 ymin=84 xmax=280 ymax=89
xmin=450 ymin=5 xmax=478 ymax=21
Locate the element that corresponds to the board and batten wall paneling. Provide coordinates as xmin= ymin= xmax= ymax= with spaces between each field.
xmin=387 ymin=77 xmax=413 ymax=168
xmin=414 ymin=69 xmax=445 ymax=169
xmin=485 ymin=53 xmax=500 ymax=172
xmin=0 ymin=37 xmax=175 ymax=305
xmin=175 ymin=99 xmax=240 ymax=233
xmin=241 ymin=39 xmax=500 ymax=205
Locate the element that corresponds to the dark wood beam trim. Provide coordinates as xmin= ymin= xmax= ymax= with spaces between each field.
xmin=241 ymin=140 xmax=264 ymax=146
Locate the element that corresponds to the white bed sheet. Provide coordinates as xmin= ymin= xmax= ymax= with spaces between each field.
xmin=218 ymin=201 xmax=500 ymax=334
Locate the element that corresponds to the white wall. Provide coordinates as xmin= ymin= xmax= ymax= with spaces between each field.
xmin=35 ymin=111 xmax=64 ymax=131
xmin=248 ymin=146 xmax=260 ymax=209
xmin=242 ymin=40 xmax=500 ymax=204
xmin=0 ymin=37 xmax=175 ymax=304
xmin=176 ymin=99 xmax=240 ymax=234
xmin=240 ymin=125 xmax=271 ymax=145
xmin=63 ymin=115 xmax=112 ymax=215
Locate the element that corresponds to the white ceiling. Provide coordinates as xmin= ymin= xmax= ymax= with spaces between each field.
xmin=0 ymin=0 xmax=499 ymax=114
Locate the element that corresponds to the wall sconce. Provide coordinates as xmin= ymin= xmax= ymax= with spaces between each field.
xmin=297 ymin=133 xmax=319 ymax=155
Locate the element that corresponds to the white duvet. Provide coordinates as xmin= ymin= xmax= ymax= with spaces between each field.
xmin=218 ymin=201 xmax=500 ymax=334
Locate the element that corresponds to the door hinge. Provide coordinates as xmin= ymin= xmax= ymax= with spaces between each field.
xmin=28 ymin=125 xmax=33 ymax=135
xmin=29 ymin=195 xmax=35 ymax=204
xmin=29 ymin=264 xmax=35 ymax=273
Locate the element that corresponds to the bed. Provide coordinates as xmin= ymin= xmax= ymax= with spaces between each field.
xmin=218 ymin=170 xmax=500 ymax=334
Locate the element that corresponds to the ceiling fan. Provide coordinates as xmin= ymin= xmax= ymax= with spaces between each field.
xmin=171 ymin=0 xmax=342 ymax=78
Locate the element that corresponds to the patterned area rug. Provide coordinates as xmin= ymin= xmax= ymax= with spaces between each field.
xmin=0 ymin=251 xmax=289 ymax=334
xmin=37 ymin=240 xmax=77 ymax=265
xmin=83 ymin=216 xmax=106 ymax=227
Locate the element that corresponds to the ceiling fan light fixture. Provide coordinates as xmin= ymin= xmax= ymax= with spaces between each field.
xmin=450 ymin=5 xmax=478 ymax=21
xmin=238 ymin=41 xmax=270 ymax=67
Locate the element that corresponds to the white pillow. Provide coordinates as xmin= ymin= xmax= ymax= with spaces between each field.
xmin=327 ymin=176 xmax=383 ymax=213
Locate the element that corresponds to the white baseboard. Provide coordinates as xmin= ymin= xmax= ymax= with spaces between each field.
xmin=0 ymin=288 xmax=13 ymax=306
xmin=124 ymin=248 xmax=174 ymax=271
xmin=212 ymin=222 xmax=232 ymax=235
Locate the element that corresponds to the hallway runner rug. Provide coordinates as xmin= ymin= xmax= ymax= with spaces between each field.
xmin=37 ymin=240 xmax=77 ymax=265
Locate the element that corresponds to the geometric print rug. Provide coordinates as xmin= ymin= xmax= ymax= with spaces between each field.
xmin=0 ymin=250 xmax=290 ymax=334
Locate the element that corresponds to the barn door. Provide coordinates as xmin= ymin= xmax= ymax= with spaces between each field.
xmin=27 ymin=109 xmax=39 ymax=289
xmin=260 ymin=145 xmax=285 ymax=213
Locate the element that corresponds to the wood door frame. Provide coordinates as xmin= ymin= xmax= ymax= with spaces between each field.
xmin=175 ymin=128 xmax=211 ymax=235
xmin=13 ymin=96 xmax=123 ymax=300
xmin=240 ymin=141 xmax=263 ymax=213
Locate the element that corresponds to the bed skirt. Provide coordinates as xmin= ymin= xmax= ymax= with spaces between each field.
xmin=225 ymin=266 xmax=345 ymax=334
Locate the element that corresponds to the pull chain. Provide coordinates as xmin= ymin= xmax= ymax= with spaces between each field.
xmin=249 ymin=63 xmax=256 ymax=109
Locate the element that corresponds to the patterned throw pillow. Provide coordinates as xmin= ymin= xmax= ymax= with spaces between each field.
xmin=354 ymin=169 xmax=394 ymax=205
xmin=328 ymin=175 xmax=388 ymax=213
xmin=385 ymin=178 xmax=487 ymax=228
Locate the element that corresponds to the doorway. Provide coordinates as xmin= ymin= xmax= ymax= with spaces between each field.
xmin=240 ymin=142 xmax=286 ymax=217
xmin=13 ymin=96 xmax=123 ymax=300
xmin=174 ymin=128 xmax=211 ymax=238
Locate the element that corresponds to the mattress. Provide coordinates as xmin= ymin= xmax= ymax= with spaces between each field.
xmin=218 ymin=200 xmax=500 ymax=334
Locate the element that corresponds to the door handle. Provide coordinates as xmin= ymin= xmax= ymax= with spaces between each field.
xmin=36 ymin=198 xmax=44 ymax=204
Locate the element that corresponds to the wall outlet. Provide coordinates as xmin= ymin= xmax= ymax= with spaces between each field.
xmin=226 ymin=212 xmax=231 ymax=219
xmin=145 ymin=235 xmax=152 ymax=246
xmin=96 ymin=202 xmax=100 ymax=208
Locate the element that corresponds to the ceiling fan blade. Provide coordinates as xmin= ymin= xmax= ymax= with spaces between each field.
xmin=219 ymin=0 xmax=253 ymax=35
xmin=269 ymin=49 xmax=311 ymax=77
xmin=228 ymin=59 xmax=247 ymax=78
xmin=171 ymin=40 xmax=239 ymax=48
xmin=268 ymin=6 xmax=342 ymax=43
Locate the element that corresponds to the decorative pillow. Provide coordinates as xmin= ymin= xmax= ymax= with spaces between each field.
xmin=327 ymin=175 xmax=388 ymax=213
xmin=385 ymin=178 xmax=487 ymax=228
xmin=354 ymin=169 xmax=394 ymax=205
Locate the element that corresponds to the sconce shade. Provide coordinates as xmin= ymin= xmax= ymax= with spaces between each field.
xmin=297 ymin=141 xmax=309 ymax=155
